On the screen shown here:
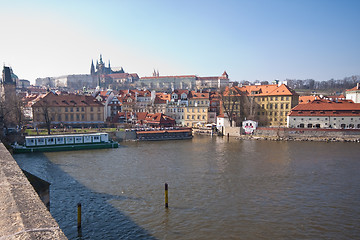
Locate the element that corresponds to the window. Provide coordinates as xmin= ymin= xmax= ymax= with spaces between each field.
xmin=307 ymin=123 xmax=312 ymax=128
xmin=82 ymin=114 xmax=85 ymax=120
xmin=281 ymin=97 xmax=284 ymax=101
xmin=65 ymin=114 xmax=68 ymax=121
xmin=90 ymin=114 xmax=94 ymax=120
xmin=58 ymin=115 xmax=61 ymax=121
xmin=70 ymin=114 xmax=74 ymax=121
xmin=90 ymin=107 xmax=93 ymax=112
xmin=65 ymin=107 xmax=68 ymax=112
xmin=76 ymin=114 xmax=80 ymax=121
xmin=81 ymin=107 xmax=85 ymax=112
xmin=76 ymin=107 xmax=79 ymax=112
xmin=70 ymin=108 xmax=73 ymax=112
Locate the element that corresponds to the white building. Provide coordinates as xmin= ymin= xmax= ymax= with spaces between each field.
xmin=36 ymin=74 xmax=95 ymax=89
xmin=287 ymin=99 xmax=360 ymax=129
xmin=346 ymin=83 xmax=360 ymax=103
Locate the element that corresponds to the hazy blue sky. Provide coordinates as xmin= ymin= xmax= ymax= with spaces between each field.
xmin=1 ymin=0 xmax=359 ymax=84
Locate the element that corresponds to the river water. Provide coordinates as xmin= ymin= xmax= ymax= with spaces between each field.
xmin=14 ymin=136 xmax=360 ymax=239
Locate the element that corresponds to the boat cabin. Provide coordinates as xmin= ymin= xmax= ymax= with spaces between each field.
xmin=25 ymin=133 xmax=109 ymax=147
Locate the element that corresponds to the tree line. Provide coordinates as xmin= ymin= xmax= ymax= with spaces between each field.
xmin=237 ymin=75 xmax=360 ymax=91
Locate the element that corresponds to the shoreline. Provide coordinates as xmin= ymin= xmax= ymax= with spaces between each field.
xmin=236 ymin=135 xmax=360 ymax=143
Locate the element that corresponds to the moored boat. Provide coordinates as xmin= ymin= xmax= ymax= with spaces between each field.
xmin=12 ymin=133 xmax=119 ymax=153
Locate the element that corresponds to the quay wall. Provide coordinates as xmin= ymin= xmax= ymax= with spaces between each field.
xmin=114 ymin=131 xmax=136 ymax=141
xmin=0 ymin=143 xmax=67 ymax=240
xmin=255 ymin=127 xmax=360 ymax=138
xmin=248 ymin=127 xmax=360 ymax=142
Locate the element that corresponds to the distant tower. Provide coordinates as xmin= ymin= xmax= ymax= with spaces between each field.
xmin=90 ymin=60 xmax=95 ymax=76
xmin=1 ymin=66 xmax=16 ymax=101
xmin=108 ymin=60 xmax=111 ymax=70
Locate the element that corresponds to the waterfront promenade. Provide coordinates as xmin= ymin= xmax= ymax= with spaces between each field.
xmin=0 ymin=143 xmax=67 ymax=240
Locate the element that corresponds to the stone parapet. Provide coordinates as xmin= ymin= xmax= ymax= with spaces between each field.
xmin=0 ymin=143 xmax=67 ymax=240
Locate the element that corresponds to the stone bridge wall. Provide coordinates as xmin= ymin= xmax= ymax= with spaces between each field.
xmin=0 ymin=143 xmax=67 ymax=239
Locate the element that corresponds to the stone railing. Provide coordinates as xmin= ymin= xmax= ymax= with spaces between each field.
xmin=0 ymin=143 xmax=67 ymax=240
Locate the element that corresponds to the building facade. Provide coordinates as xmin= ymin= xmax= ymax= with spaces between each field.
xmin=32 ymin=92 xmax=105 ymax=127
xmin=287 ymin=99 xmax=360 ymax=129
xmin=223 ymin=84 xmax=299 ymax=127
xmin=184 ymin=91 xmax=210 ymax=127
xmin=346 ymin=83 xmax=360 ymax=103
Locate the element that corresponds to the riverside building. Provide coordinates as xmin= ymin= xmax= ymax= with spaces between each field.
xmin=32 ymin=92 xmax=105 ymax=128
xmin=287 ymin=99 xmax=360 ymax=129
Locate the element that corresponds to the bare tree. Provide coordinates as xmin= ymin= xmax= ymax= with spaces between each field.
xmin=220 ymin=87 xmax=245 ymax=127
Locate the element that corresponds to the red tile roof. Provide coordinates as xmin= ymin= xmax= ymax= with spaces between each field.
xmin=32 ymin=92 xmax=103 ymax=107
xmin=189 ymin=91 xmax=209 ymax=99
xmin=141 ymin=75 xmax=197 ymax=80
xmin=289 ymin=99 xmax=360 ymax=116
xmin=236 ymin=84 xmax=296 ymax=96
xmin=299 ymin=95 xmax=317 ymax=104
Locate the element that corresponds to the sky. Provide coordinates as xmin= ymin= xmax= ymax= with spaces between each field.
xmin=1 ymin=0 xmax=360 ymax=84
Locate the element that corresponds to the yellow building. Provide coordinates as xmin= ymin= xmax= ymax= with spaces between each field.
xmin=184 ymin=91 xmax=210 ymax=127
xmin=224 ymin=84 xmax=299 ymax=126
xmin=32 ymin=92 xmax=105 ymax=127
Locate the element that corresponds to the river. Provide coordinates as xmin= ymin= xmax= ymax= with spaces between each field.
xmin=14 ymin=136 xmax=360 ymax=239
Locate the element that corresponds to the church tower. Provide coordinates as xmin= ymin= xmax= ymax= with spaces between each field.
xmin=90 ymin=60 xmax=95 ymax=76
xmin=1 ymin=66 xmax=16 ymax=102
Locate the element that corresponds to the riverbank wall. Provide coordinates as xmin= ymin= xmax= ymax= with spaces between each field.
xmin=249 ymin=127 xmax=360 ymax=142
xmin=0 ymin=142 xmax=67 ymax=239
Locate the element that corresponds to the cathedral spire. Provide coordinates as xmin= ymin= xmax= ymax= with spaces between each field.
xmin=99 ymin=54 xmax=103 ymax=64
xmin=90 ymin=60 xmax=95 ymax=75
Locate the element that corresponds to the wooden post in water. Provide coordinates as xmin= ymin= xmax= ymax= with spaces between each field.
xmin=165 ymin=183 xmax=169 ymax=208
xmin=227 ymin=133 xmax=230 ymax=141
xmin=77 ymin=203 xmax=82 ymax=229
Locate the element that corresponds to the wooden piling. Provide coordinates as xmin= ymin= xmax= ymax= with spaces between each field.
xmin=165 ymin=183 xmax=169 ymax=208
xmin=77 ymin=203 xmax=82 ymax=229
